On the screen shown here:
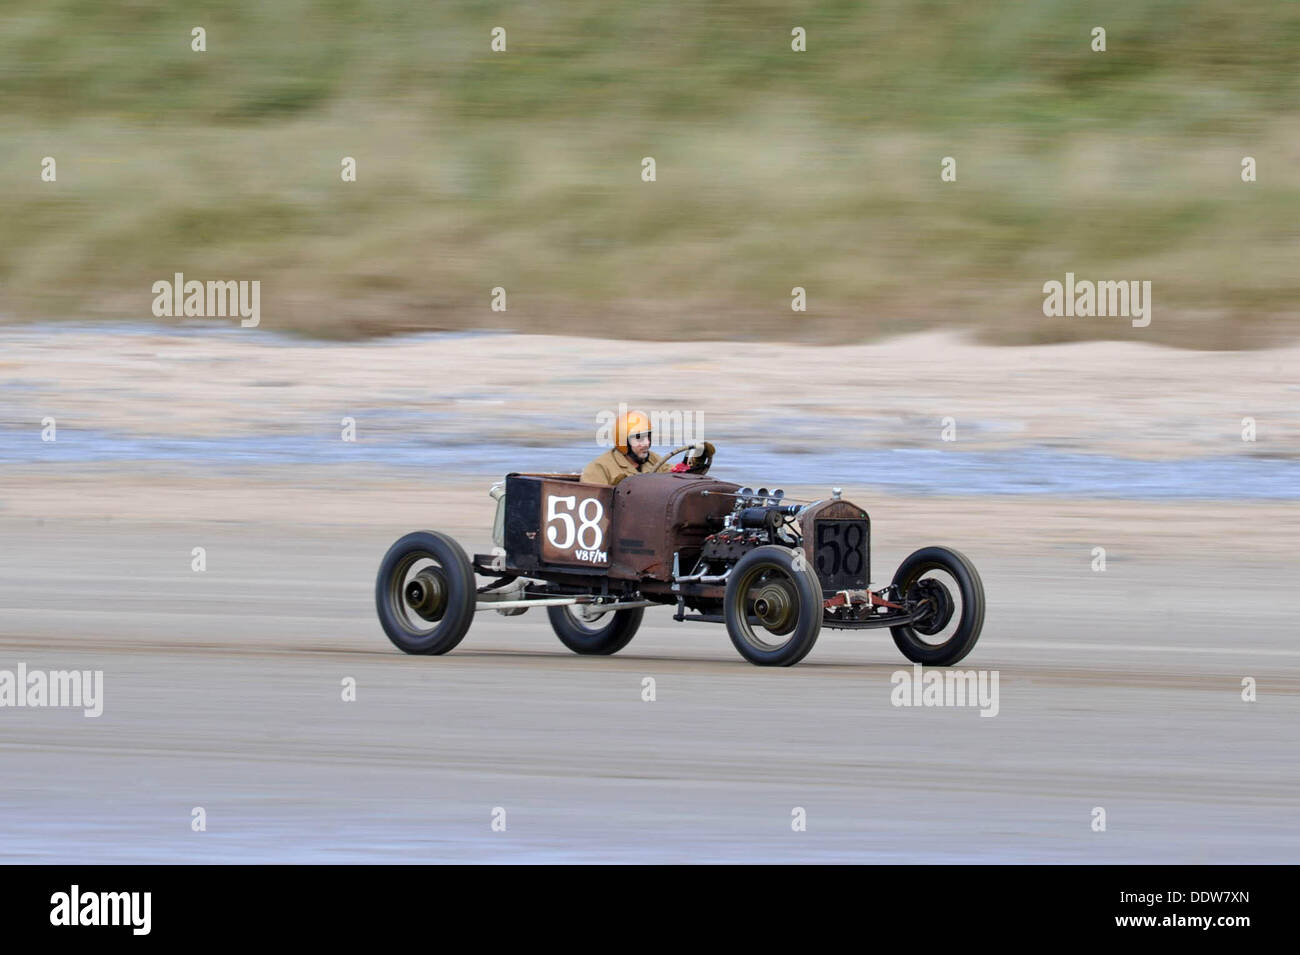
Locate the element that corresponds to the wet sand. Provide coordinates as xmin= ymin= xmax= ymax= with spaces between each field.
xmin=2 ymin=324 xmax=1297 ymax=862
xmin=0 ymin=474 xmax=1296 ymax=863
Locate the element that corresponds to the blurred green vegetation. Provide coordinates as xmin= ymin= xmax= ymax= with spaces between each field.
xmin=2 ymin=0 xmax=1298 ymax=345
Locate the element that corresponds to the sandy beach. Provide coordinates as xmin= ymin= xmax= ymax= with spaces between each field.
xmin=2 ymin=324 xmax=1298 ymax=863
xmin=3 ymin=324 xmax=1297 ymax=460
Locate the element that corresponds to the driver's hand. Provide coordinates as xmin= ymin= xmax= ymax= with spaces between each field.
xmin=687 ymin=441 xmax=716 ymax=469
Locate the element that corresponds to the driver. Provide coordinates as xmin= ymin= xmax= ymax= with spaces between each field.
xmin=582 ymin=409 xmax=663 ymax=486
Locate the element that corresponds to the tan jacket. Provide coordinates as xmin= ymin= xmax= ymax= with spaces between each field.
xmin=581 ymin=448 xmax=665 ymax=486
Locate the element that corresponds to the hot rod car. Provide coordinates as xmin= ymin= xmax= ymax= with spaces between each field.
xmin=375 ymin=444 xmax=985 ymax=667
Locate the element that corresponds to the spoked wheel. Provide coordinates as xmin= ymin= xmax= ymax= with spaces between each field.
xmin=723 ymin=545 xmax=823 ymax=666
xmin=375 ymin=531 xmax=476 ymax=654
xmin=547 ymin=604 xmax=643 ymax=655
xmin=889 ymin=546 xmax=985 ymax=666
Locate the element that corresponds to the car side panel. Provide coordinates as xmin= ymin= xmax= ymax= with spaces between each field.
xmin=610 ymin=474 xmax=740 ymax=580
xmin=506 ymin=473 xmax=633 ymax=579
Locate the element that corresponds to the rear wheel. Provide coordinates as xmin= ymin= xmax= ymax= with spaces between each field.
xmin=889 ymin=546 xmax=985 ymax=666
xmin=376 ymin=531 xmax=476 ymax=654
xmin=547 ymin=604 xmax=643 ymax=655
xmin=724 ymin=545 xmax=823 ymax=666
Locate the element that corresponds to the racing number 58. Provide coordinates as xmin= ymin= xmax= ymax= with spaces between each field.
xmin=816 ymin=521 xmax=864 ymax=577
xmin=545 ymin=495 xmax=605 ymax=551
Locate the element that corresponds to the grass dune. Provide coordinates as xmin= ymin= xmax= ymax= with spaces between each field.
xmin=2 ymin=0 xmax=1298 ymax=346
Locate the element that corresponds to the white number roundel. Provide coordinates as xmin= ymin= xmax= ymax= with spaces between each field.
xmin=546 ymin=494 xmax=604 ymax=552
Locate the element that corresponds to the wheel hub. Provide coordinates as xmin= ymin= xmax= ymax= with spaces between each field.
xmin=751 ymin=579 xmax=797 ymax=635
xmin=405 ymin=567 xmax=448 ymax=621
xmin=910 ymin=578 xmax=955 ymax=635
xmin=574 ymin=602 xmax=609 ymax=624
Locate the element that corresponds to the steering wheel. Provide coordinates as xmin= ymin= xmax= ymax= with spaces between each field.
xmin=653 ymin=442 xmax=715 ymax=475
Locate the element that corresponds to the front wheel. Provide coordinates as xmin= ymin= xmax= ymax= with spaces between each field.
xmin=889 ymin=546 xmax=985 ymax=666
xmin=724 ymin=545 xmax=823 ymax=666
xmin=547 ymin=605 xmax=643 ymax=655
xmin=376 ymin=531 xmax=476 ymax=654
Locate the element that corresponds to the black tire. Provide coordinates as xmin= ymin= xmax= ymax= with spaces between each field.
xmin=376 ymin=531 xmax=476 ymax=655
xmin=547 ymin=605 xmax=643 ymax=655
xmin=890 ymin=546 xmax=985 ymax=666
xmin=723 ymin=545 xmax=823 ymax=666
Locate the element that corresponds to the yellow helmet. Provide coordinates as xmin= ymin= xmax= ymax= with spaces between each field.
xmin=616 ymin=409 xmax=652 ymax=453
